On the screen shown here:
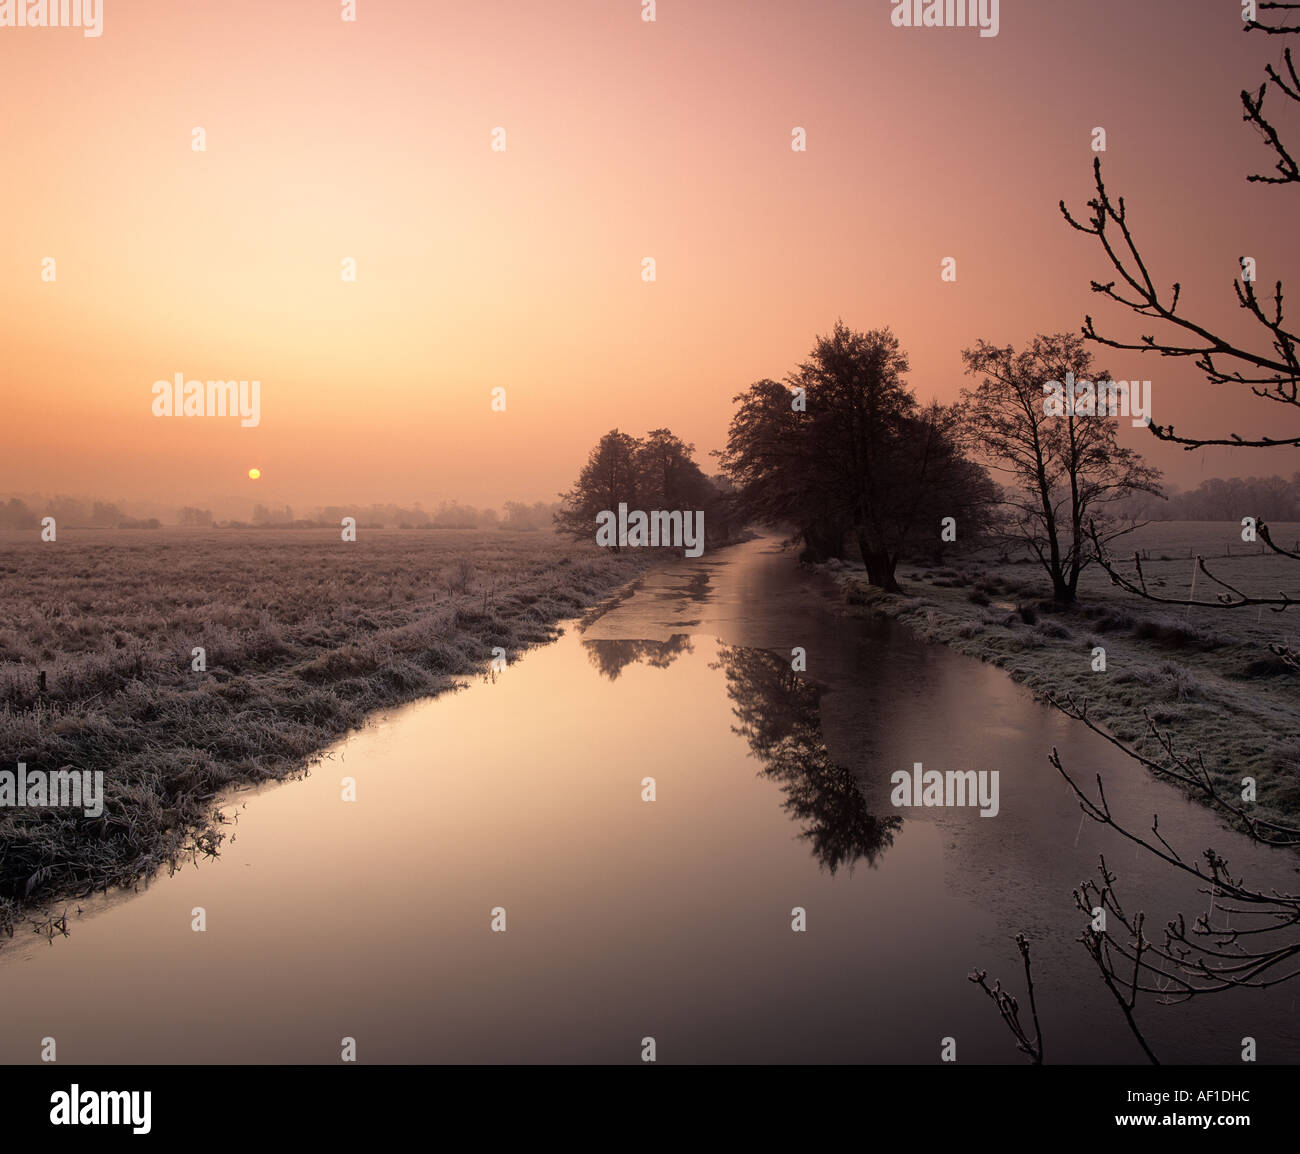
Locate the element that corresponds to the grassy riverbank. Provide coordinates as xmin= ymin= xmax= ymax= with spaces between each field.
xmin=0 ymin=527 xmax=654 ymax=938
xmin=822 ymin=522 xmax=1300 ymax=832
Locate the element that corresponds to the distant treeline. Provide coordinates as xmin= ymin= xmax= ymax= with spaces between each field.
xmin=1115 ymin=474 xmax=1300 ymax=521
xmin=0 ymin=496 xmax=563 ymax=531
xmin=235 ymin=500 xmax=563 ymax=531
xmin=0 ymin=497 xmax=160 ymax=530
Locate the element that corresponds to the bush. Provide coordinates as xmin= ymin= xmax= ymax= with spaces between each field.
xmin=1155 ymin=660 xmax=1205 ymax=702
xmin=1035 ymin=619 xmax=1072 ymax=640
xmin=1233 ymin=656 xmax=1295 ymax=679
xmin=445 ymin=559 xmax=476 ymax=593
xmin=1130 ymin=615 xmax=1226 ymax=652
xmin=1084 ymin=606 xmax=1135 ymax=633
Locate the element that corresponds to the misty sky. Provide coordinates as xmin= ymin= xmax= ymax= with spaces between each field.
xmin=3 ymin=0 xmax=1298 ymax=513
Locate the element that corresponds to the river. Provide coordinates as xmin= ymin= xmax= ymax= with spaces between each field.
xmin=1 ymin=535 xmax=1296 ymax=1063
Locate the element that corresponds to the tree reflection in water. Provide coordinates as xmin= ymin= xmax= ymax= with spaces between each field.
xmin=582 ymin=635 xmax=695 ymax=681
xmin=713 ymin=644 xmax=901 ymax=874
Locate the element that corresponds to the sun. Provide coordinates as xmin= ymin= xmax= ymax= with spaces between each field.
xmin=248 ymin=468 xmax=261 ymax=480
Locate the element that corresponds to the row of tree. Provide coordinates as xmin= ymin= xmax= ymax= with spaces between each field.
xmin=1116 ymin=473 xmax=1300 ymax=522
xmin=553 ymin=324 xmax=1165 ymax=604
xmin=0 ymin=497 xmax=141 ymax=529
xmin=0 ymin=497 xmax=564 ymax=532
xmin=243 ymin=500 xmax=561 ymax=530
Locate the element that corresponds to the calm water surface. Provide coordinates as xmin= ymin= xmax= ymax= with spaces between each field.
xmin=2 ymin=536 xmax=1297 ymax=1063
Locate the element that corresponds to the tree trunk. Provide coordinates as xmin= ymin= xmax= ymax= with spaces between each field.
xmin=859 ymin=539 xmax=902 ymax=592
xmin=799 ymin=522 xmax=845 ymax=563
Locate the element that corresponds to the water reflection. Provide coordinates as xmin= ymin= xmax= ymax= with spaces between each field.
xmin=583 ymin=635 xmax=900 ymax=874
xmin=583 ymin=635 xmax=694 ymax=680
xmin=713 ymin=644 xmax=902 ymax=874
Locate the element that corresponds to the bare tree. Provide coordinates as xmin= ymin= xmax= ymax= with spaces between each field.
xmin=969 ymin=934 xmax=1044 ymax=1064
xmin=1065 ymin=12 xmax=1300 ymax=638
xmin=1050 ymin=698 xmax=1300 ymax=1064
xmin=976 ymin=700 xmax=1300 ymax=1064
xmin=1059 ymin=12 xmax=1300 ymax=450
xmin=960 ymin=333 xmax=1161 ymax=604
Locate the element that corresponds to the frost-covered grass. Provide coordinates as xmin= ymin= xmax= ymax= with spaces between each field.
xmin=827 ymin=522 xmax=1300 ymax=831
xmin=0 ymin=527 xmax=653 ymax=937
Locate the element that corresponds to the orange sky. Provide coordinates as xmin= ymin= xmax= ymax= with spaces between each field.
xmin=3 ymin=0 xmax=1298 ymax=513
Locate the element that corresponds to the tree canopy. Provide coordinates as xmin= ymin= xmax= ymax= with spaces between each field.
xmin=722 ymin=321 xmax=997 ymax=587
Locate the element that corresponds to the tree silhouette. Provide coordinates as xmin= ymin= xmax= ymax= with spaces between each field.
xmin=960 ymin=332 xmax=1162 ymax=604
xmin=723 ymin=322 xmax=994 ymax=586
xmin=553 ymin=429 xmax=643 ymax=547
